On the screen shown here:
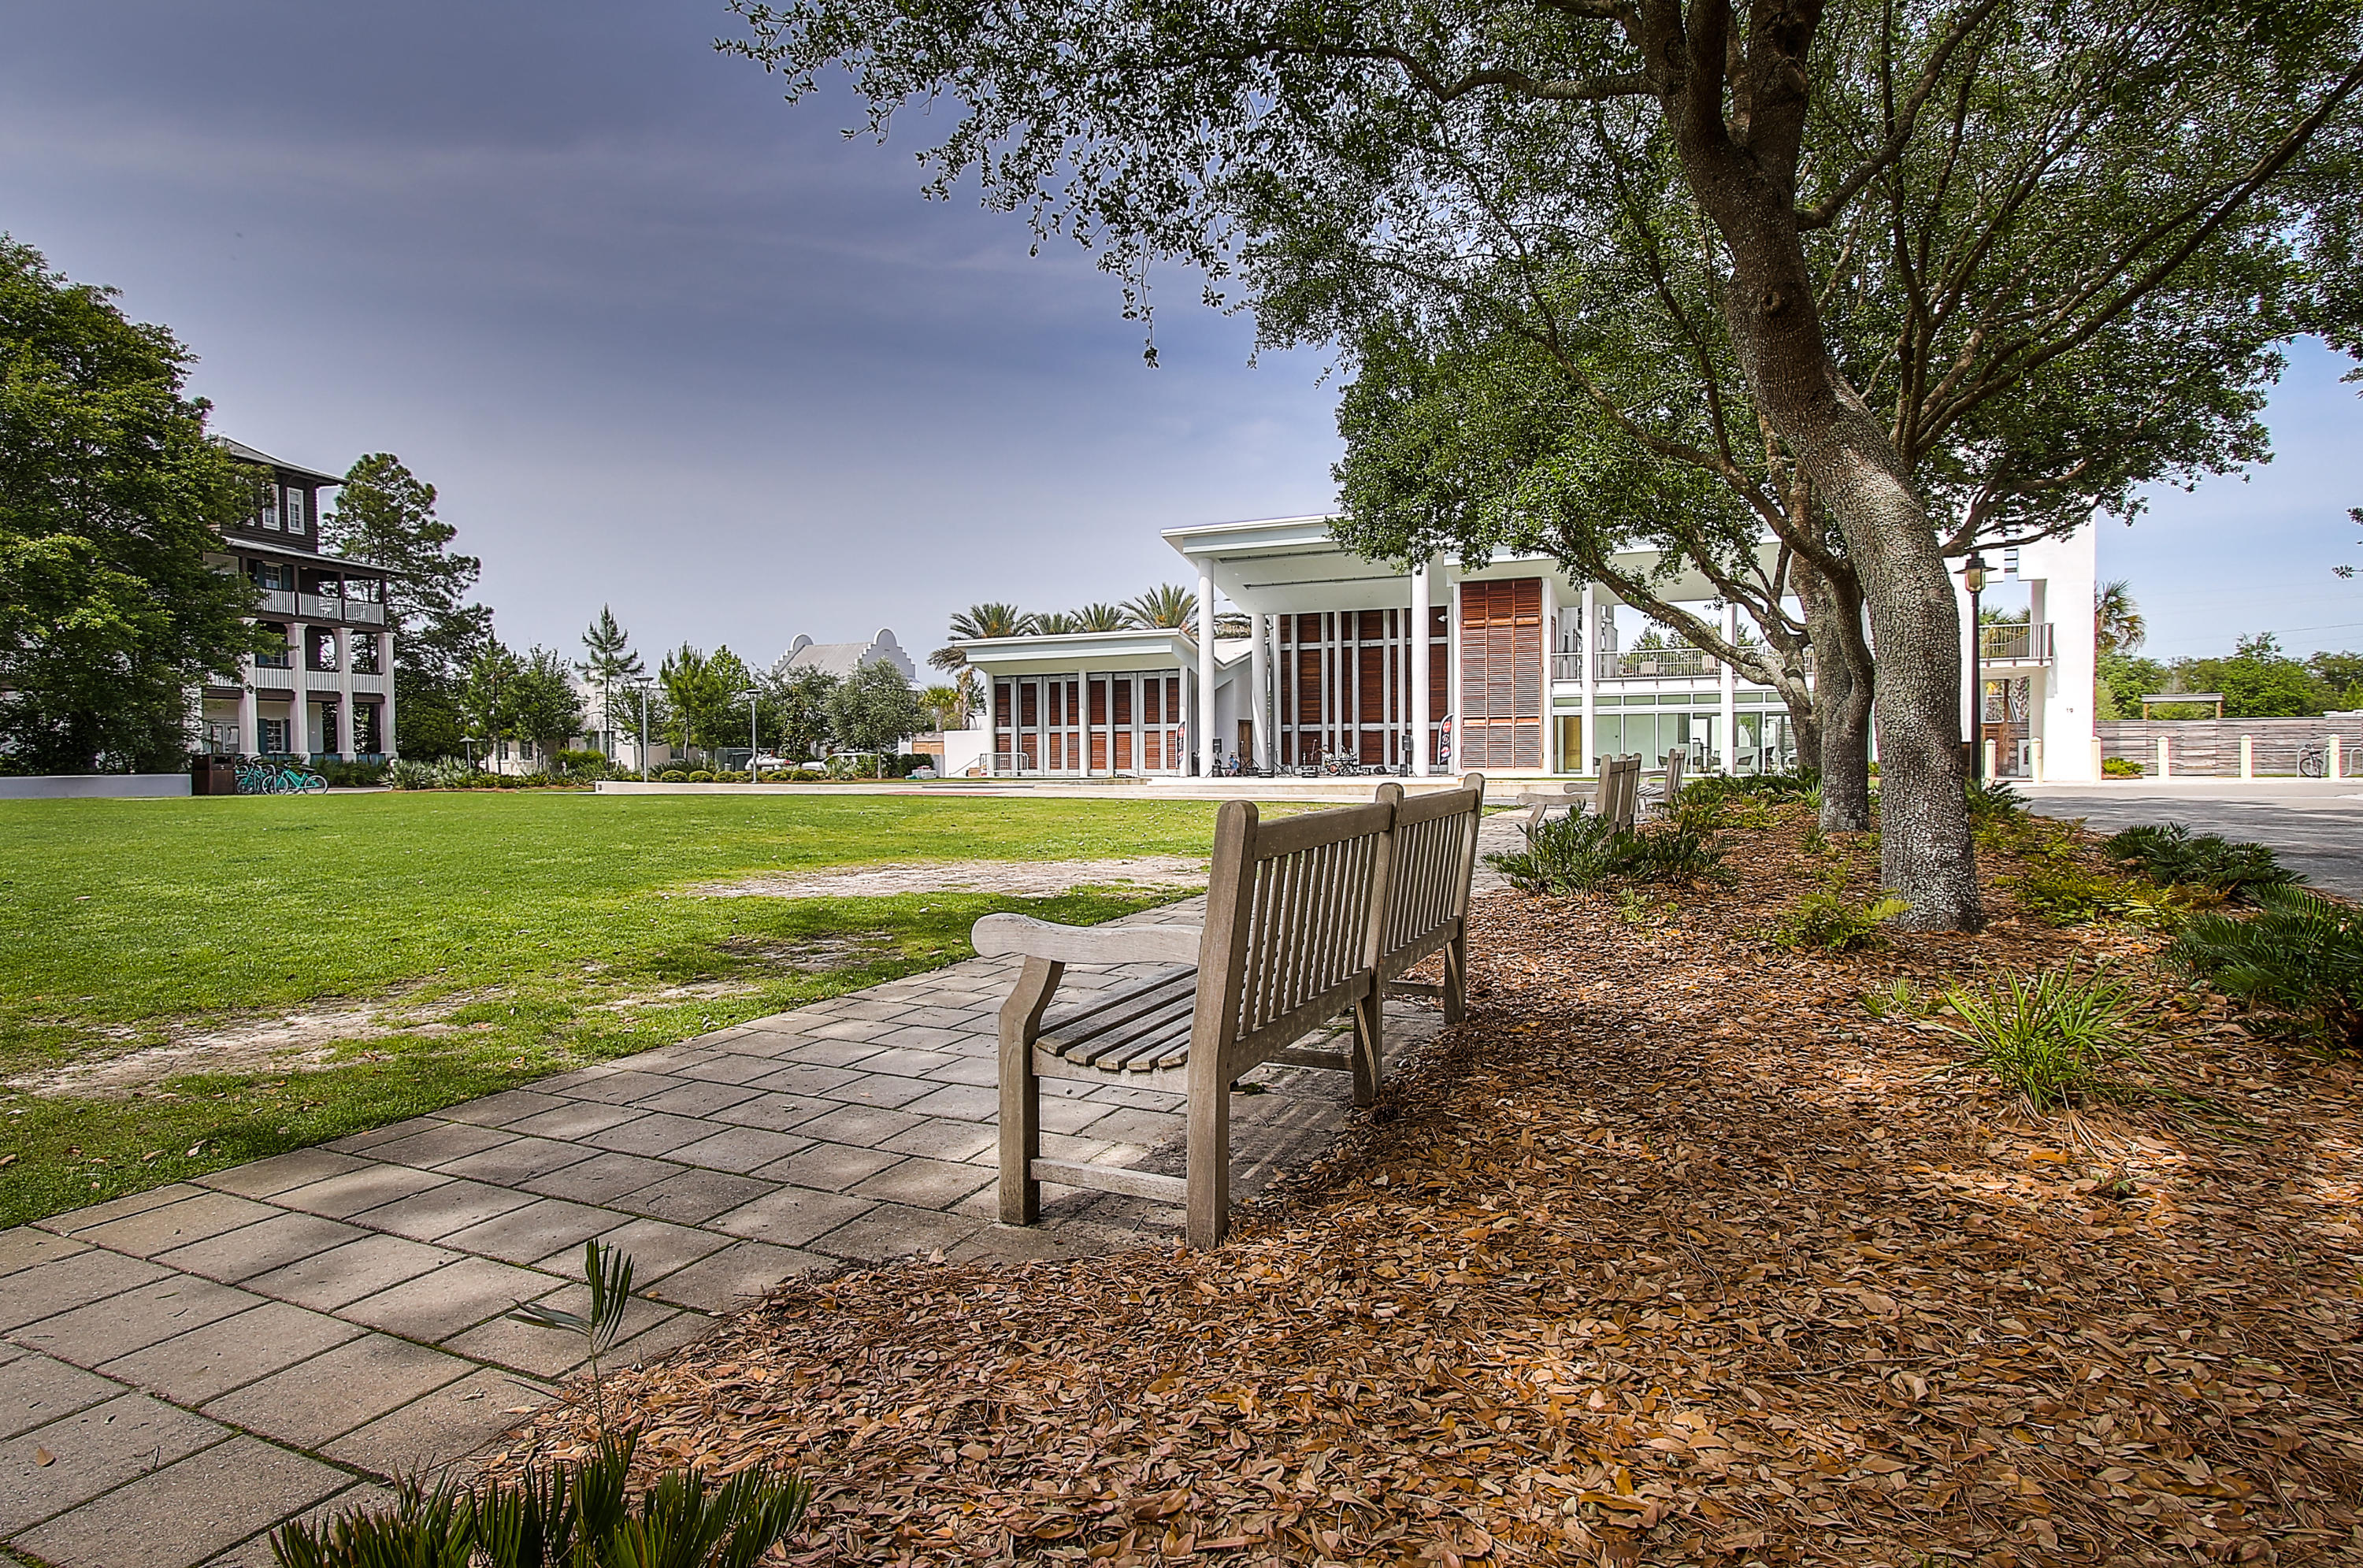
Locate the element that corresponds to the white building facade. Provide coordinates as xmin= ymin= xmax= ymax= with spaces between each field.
xmin=955 ymin=515 xmax=2099 ymax=782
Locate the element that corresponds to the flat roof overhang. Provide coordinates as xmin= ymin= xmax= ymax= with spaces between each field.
xmin=1159 ymin=514 xmax=1773 ymax=614
xmin=956 ymin=629 xmax=1249 ymax=678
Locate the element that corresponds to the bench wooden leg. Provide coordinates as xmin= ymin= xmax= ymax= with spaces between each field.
xmin=998 ymin=956 xmax=1062 ymax=1226
xmin=1349 ymin=990 xmax=1382 ymax=1109
xmin=1441 ymin=930 xmax=1468 ymax=1025
xmin=1185 ymin=1064 xmax=1230 ymax=1251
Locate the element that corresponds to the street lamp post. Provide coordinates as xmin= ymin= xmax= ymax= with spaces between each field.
xmin=632 ymin=680 xmax=653 ymax=782
xmin=1961 ymin=550 xmax=1990 ymax=785
xmin=748 ymin=692 xmax=759 ymax=784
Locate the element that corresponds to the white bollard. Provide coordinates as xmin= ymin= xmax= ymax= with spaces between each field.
xmin=1983 ymin=739 xmax=1998 ymax=780
xmin=2090 ymin=737 xmax=2105 ymax=780
xmin=2331 ymin=735 xmax=2345 ymax=780
xmin=2029 ymin=736 xmax=2045 ymax=783
xmin=2156 ymin=736 xmax=2172 ymax=779
xmin=2240 ymin=735 xmax=2254 ymax=779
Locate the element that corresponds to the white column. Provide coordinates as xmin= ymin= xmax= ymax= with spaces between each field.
xmin=1540 ymin=575 xmax=1559 ymax=773
xmin=1719 ymin=600 xmax=1738 ymax=776
xmin=1249 ymin=613 xmax=1271 ymax=771
xmin=1446 ymin=584 xmax=1464 ymax=772
xmin=286 ymin=620 xmax=307 ymax=757
xmin=236 ymin=661 xmax=258 ymax=758
xmin=1578 ymin=581 xmax=1598 ymax=777
xmin=1077 ymin=667 xmax=1090 ymax=775
xmin=1409 ymin=564 xmax=1431 ymax=776
xmin=335 ymin=627 xmax=356 ymax=761
xmin=380 ymin=631 xmax=398 ymax=758
xmin=1197 ymin=570 xmax=1218 ymax=777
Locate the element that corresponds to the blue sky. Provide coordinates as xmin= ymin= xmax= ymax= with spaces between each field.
xmin=3 ymin=1 xmax=2357 ymax=669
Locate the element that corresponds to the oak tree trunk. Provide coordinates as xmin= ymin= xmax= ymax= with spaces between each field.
xmin=1796 ymin=556 xmax=1875 ymax=832
xmin=1664 ymin=62 xmax=1982 ymax=928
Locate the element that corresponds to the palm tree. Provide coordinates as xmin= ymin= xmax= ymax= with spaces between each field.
xmin=1032 ymin=610 xmax=1082 ymax=636
xmin=919 ymin=683 xmax=968 ymax=731
xmin=948 ymin=602 xmax=1033 ymax=640
xmin=2094 ymin=580 xmax=2146 ymax=655
xmin=933 ymin=602 xmax=1035 ymax=683
xmin=1074 ymin=602 xmax=1131 ymax=632
xmin=1125 ymin=584 xmax=1197 ymax=629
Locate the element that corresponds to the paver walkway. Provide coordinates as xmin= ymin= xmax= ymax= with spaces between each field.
xmin=0 ymin=823 xmax=1515 ymax=1568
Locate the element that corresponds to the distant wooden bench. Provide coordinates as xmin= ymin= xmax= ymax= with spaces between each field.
xmin=973 ymin=776 xmax=1487 ymax=1248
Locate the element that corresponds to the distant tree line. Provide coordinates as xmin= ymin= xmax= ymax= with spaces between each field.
xmin=2094 ymin=583 xmax=2361 ymax=721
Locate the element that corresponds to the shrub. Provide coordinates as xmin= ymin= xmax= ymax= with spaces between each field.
xmin=1679 ymin=769 xmax=1820 ymax=806
xmin=659 ymin=769 xmax=688 ymax=782
xmin=2001 ymin=864 xmax=2209 ymax=928
xmin=1860 ymin=977 xmax=1939 ymax=1020
xmin=1769 ymin=889 xmax=1909 ymax=951
xmin=685 ymin=769 xmax=716 ymax=783
xmin=554 ymin=747 xmax=609 ymax=780
xmin=2169 ymin=886 xmax=2363 ymax=1051
xmin=1941 ymin=963 xmax=2142 ymax=1110
xmin=2101 ymin=822 xmax=2304 ymax=902
xmin=2101 ymin=755 xmax=2146 ymax=777
xmin=1487 ymin=807 xmax=1730 ymax=894
xmin=384 ymin=757 xmax=480 ymax=791
xmin=1964 ymin=778 xmax=2031 ymax=825
xmin=1489 ymin=809 xmax=1624 ymax=894
xmin=269 ymin=1429 xmax=809 ymax=1568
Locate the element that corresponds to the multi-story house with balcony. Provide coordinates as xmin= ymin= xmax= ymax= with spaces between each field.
xmin=954 ymin=513 xmax=2099 ymax=782
xmin=198 ymin=440 xmax=397 ymax=762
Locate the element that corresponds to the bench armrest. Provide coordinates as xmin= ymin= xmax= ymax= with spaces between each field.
xmin=972 ymin=914 xmax=1204 ymax=966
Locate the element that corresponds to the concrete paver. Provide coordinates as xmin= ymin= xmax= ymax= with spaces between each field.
xmin=194 ymin=1149 xmax=369 ymax=1200
xmin=243 ymin=1233 xmax=460 ymax=1311
xmin=96 ymin=1302 xmax=362 ymax=1405
xmin=337 ymin=1257 xmax=558 ymax=1342
xmin=12 ymin=1275 xmax=265 ymax=1369
xmin=639 ymin=1240 xmax=827 ymax=1313
xmin=318 ymin=1366 xmax=550 ymax=1480
xmin=440 ymin=1196 xmax=618 ymax=1266
xmin=153 ymin=1211 xmax=367 ymax=1284
xmin=0 ymin=1355 xmax=124 ymax=1441
xmin=14 ymin=1433 xmax=348 ymax=1568
xmin=202 ymin=1333 xmax=475 ymax=1450
xmin=0 ymin=1229 xmax=91 ymax=1278
xmin=2 ymin=1392 xmax=228 ymax=1536
xmin=0 ymin=1251 xmax=173 ymax=1333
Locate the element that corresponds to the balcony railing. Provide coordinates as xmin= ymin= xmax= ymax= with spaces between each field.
xmin=256 ymin=588 xmax=297 ymax=615
xmin=1978 ymin=622 xmax=2054 ymax=662
xmin=1593 ymin=647 xmax=1716 ymax=680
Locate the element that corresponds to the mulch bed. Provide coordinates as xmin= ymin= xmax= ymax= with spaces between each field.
xmin=487 ymin=808 xmax=2363 ymax=1566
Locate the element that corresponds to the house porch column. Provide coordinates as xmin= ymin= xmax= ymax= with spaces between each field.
xmin=1197 ymin=569 xmax=1218 ymax=777
xmin=1410 ymin=562 xmax=1430 ymax=776
xmin=1719 ymin=599 xmax=1737 ymax=775
xmin=1578 ymin=581 xmax=1598 ymax=777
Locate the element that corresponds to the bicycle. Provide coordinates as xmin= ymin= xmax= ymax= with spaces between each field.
xmin=2299 ymin=741 xmax=2328 ymax=779
xmin=234 ymin=761 xmax=329 ymax=795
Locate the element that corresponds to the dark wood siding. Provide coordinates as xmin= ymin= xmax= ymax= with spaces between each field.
xmin=1459 ymin=579 xmax=1543 ymax=769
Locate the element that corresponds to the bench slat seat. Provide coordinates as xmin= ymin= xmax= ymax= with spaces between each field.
xmin=976 ymin=775 xmax=1486 ymax=1247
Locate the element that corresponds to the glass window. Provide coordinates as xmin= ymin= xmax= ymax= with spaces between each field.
xmin=260 ymin=717 xmax=290 ymax=754
xmin=258 ymin=485 xmax=280 ymax=530
xmin=284 ymin=486 xmax=307 ymax=533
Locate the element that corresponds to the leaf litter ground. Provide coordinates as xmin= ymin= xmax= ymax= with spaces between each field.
xmin=487 ymin=807 xmax=2362 ymax=1566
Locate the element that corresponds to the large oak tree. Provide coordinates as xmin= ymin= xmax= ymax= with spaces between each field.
xmin=727 ymin=0 xmax=2363 ymax=925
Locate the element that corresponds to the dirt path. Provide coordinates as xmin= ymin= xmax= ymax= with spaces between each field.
xmin=692 ymin=855 xmax=1207 ymax=899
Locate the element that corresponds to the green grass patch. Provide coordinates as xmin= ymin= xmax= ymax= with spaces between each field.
xmin=0 ymin=791 xmax=1224 ymax=1226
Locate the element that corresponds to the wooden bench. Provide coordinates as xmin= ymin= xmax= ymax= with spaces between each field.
xmin=1638 ymin=748 xmax=1688 ymax=817
xmin=972 ymin=776 xmax=1486 ymax=1248
xmin=1596 ymin=754 xmax=1642 ymax=830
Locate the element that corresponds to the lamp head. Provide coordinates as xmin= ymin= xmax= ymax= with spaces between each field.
xmin=1961 ymin=550 xmax=1990 ymax=593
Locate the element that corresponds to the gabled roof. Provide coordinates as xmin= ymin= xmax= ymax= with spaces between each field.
xmin=213 ymin=437 xmax=347 ymax=487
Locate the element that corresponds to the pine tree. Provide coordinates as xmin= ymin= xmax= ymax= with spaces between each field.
xmin=576 ymin=606 xmax=644 ymax=757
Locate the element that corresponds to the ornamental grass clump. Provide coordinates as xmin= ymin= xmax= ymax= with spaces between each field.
xmin=1768 ymin=889 xmax=1909 ymax=952
xmin=1941 ymin=963 xmax=2142 ymax=1111
xmin=2168 ymin=885 xmax=2363 ymax=1052
xmin=2102 ymin=822 xmax=2305 ymax=903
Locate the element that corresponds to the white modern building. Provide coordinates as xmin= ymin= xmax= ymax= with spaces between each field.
xmin=954 ymin=514 xmax=2099 ymax=782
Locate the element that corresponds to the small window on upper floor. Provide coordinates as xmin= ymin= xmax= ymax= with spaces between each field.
xmin=258 ymin=484 xmax=281 ymax=531
xmin=284 ymin=486 xmax=308 ymax=535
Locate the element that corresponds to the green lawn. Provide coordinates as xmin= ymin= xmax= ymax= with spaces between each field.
xmin=0 ymin=791 xmax=1224 ymax=1227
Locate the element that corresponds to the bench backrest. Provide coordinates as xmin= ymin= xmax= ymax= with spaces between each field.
xmin=1374 ymin=775 xmax=1486 ymax=980
xmin=1193 ymin=797 xmax=1396 ymax=1084
xmin=1599 ymin=754 xmax=1642 ymax=830
xmin=1662 ymin=747 xmax=1687 ymax=806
